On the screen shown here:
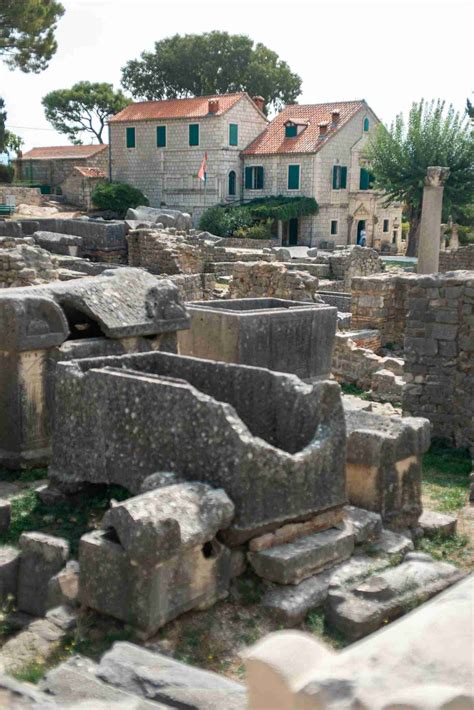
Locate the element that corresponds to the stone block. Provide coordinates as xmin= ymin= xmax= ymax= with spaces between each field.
xmin=326 ymin=552 xmax=465 ymax=641
xmin=344 ymin=506 xmax=382 ymax=544
xmin=17 ymin=532 xmax=69 ymax=616
xmin=46 ymin=560 xmax=80 ymax=609
xmin=248 ymin=524 xmax=355 ymax=585
xmin=179 ymin=297 xmax=337 ymax=380
xmin=372 ymin=529 xmax=414 ymax=557
xmin=419 ymin=510 xmax=457 ymax=537
xmin=50 ymin=351 xmax=347 ymax=544
xmin=0 ymin=546 xmax=20 ymax=601
xmin=45 ymin=605 xmax=77 ymax=631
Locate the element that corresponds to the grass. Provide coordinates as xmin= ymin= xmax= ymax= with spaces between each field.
xmin=340 ymin=383 xmax=373 ymax=400
xmin=0 ymin=478 xmax=130 ymax=556
xmin=304 ymin=610 xmax=347 ymax=649
xmin=422 ymin=439 xmax=471 ymax=513
xmin=0 ymin=467 xmax=47 ymax=484
xmin=416 ymin=532 xmax=471 ymax=567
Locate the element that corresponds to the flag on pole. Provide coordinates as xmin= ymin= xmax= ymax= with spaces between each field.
xmin=197 ymin=152 xmax=208 ymax=182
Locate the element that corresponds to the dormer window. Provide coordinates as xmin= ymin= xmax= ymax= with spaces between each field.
xmin=284 ymin=119 xmax=308 ymax=138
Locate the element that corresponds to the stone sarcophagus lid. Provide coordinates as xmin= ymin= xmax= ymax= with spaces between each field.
xmin=50 ymin=352 xmax=347 ymax=544
xmin=178 ymin=298 xmax=337 ymax=380
xmin=0 ymin=269 xmax=189 ymax=469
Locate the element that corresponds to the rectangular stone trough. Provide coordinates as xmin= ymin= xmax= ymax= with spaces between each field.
xmin=50 ymin=351 xmax=347 ymax=544
xmin=178 ymin=298 xmax=337 ymax=380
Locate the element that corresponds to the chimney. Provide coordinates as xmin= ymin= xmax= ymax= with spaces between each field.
xmin=208 ymin=99 xmax=219 ymax=114
xmin=318 ymin=122 xmax=329 ymax=137
xmin=252 ymin=96 xmax=265 ymax=113
xmin=331 ymin=110 xmax=340 ymax=124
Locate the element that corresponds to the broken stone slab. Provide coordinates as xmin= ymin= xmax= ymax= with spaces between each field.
xmin=0 ymin=546 xmax=20 ymax=601
xmin=80 ymin=529 xmax=231 ymax=637
xmin=261 ymin=552 xmax=391 ymax=625
xmin=326 ymin=551 xmax=465 ymax=641
xmin=101 ymin=483 xmax=235 ymax=566
xmin=343 ymin=505 xmax=382 ymax=544
xmin=46 ymin=560 xmax=80 ymax=609
xmin=0 ymin=500 xmax=11 ymax=534
xmin=50 ymin=351 xmax=347 ymax=544
xmin=45 ymin=605 xmax=77 ymax=631
xmin=41 ymin=654 xmax=163 ymax=708
xmin=372 ymin=529 xmax=414 ymax=557
xmin=0 ymin=617 xmax=65 ymax=673
xmin=0 ymin=671 xmax=58 ymax=708
xmin=126 ymin=206 xmax=192 ymax=232
xmin=33 ymin=231 xmax=83 ymax=257
xmin=248 ymin=524 xmax=355 ymax=585
xmin=248 ymin=507 xmax=344 ymax=552
xmin=419 ymin=510 xmax=457 ymax=537
xmin=97 ymin=641 xmax=247 ymax=710
xmin=17 ymin=532 xmax=69 ymax=616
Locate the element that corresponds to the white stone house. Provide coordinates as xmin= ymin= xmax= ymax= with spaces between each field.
xmin=242 ymin=100 xmax=402 ymax=248
xmin=108 ymin=92 xmax=268 ymax=220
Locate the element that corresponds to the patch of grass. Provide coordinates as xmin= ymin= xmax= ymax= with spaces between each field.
xmin=305 ymin=610 xmax=347 ymax=649
xmin=233 ymin=573 xmax=265 ymax=606
xmin=0 ymin=467 xmax=47 ymax=484
xmin=416 ymin=532 xmax=471 ymax=568
xmin=340 ymin=383 xmax=372 ymax=401
xmin=0 ymin=484 xmax=130 ymax=555
xmin=422 ymin=440 xmax=470 ymax=513
xmin=12 ymin=661 xmax=47 ymax=684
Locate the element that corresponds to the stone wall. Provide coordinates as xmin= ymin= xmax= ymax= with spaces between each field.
xmin=217 ymin=237 xmax=276 ymax=249
xmin=0 ymin=186 xmax=43 ymax=206
xmin=403 ymin=271 xmax=474 ymax=450
xmin=166 ymin=273 xmax=216 ymax=301
xmin=439 ymin=245 xmax=474 ymax=272
xmin=127 ymin=229 xmax=206 ymax=274
xmin=228 ymin=262 xmax=321 ymax=302
xmin=328 ymin=245 xmax=382 ymax=289
xmin=0 ymin=237 xmax=59 ymax=287
xmin=317 ymin=290 xmax=352 ymax=311
xmin=332 ymin=332 xmax=384 ymax=389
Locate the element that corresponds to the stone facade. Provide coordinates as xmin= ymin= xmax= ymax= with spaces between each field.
xmin=402 ymin=270 xmax=474 ymax=450
xmin=60 ymin=167 xmax=107 ymax=210
xmin=109 ymin=93 xmax=267 ymax=219
xmin=0 ymin=186 xmax=43 ymax=207
xmin=13 ymin=145 xmax=109 ymax=191
xmin=439 ymin=244 xmax=474 ymax=272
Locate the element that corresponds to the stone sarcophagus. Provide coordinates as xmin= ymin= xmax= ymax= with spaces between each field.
xmin=0 ymin=269 xmax=189 ymax=468
xmin=178 ymin=298 xmax=337 ymax=380
xmin=50 ymin=352 xmax=347 ymax=544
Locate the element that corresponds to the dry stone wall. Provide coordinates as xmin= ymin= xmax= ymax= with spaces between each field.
xmin=228 ymin=262 xmax=322 ymax=302
xmin=402 ymin=270 xmax=474 ymax=450
xmin=439 ymin=245 xmax=474 ymax=272
xmin=0 ymin=186 xmax=43 ymax=206
xmin=0 ymin=237 xmax=59 ymax=287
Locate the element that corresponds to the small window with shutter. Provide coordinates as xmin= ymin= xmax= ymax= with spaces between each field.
xmin=331 ymin=220 xmax=338 ymax=235
xmin=288 ymin=164 xmax=300 ymax=190
xmin=245 ymin=166 xmax=264 ymax=190
xmin=156 ymin=126 xmax=166 ymax=148
xmin=332 ymin=165 xmax=347 ymax=189
xmin=229 ymin=124 xmax=238 ymax=146
xmin=189 ymin=124 xmax=199 ymax=146
xmin=383 ymin=219 xmax=389 ymax=232
xmin=126 ymin=127 xmax=136 ymax=148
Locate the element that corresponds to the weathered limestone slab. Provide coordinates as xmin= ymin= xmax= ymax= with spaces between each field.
xmin=248 ymin=508 xmax=344 ymax=552
xmin=101 ymin=483 xmax=234 ymax=565
xmin=343 ymin=505 xmax=382 ymax=544
xmin=33 ymin=231 xmax=83 ymax=256
xmin=372 ymin=528 xmax=414 ymax=557
xmin=97 ymin=641 xmax=247 ymax=710
xmin=0 ymin=547 xmax=20 ymax=600
xmin=51 ymin=351 xmax=347 ymax=544
xmin=17 ymin=532 xmax=69 ymax=616
xmin=419 ymin=510 xmax=457 ymax=537
xmin=344 ymin=400 xmax=430 ymax=528
xmin=326 ymin=552 xmax=464 ymax=640
xmin=126 ymin=206 xmax=192 ymax=232
xmin=179 ymin=297 xmax=337 ymax=380
xmin=248 ymin=524 xmax=355 ymax=584
xmin=46 ymin=560 xmax=80 ymax=609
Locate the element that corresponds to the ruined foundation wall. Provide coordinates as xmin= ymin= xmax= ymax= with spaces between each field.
xmin=439 ymin=245 xmax=474 ymax=272
xmin=0 ymin=186 xmax=43 ymax=206
xmin=0 ymin=237 xmax=59 ymax=287
xmin=228 ymin=262 xmax=321 ymax=302
xmin=402 ymin=271 xmax=474 ymax=449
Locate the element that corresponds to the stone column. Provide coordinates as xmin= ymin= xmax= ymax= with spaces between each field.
xmin=277 ymin=220 xmax=283 ymax=246
xmin=450 ymin=223 xmax=460 ymax=250
xmin=417 ymin=166 xmax=450 ymax=274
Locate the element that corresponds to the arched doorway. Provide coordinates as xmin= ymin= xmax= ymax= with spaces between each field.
xmin=356 ymin=219 xmax=366 ymax=245
xmin=228 ymin=170 xmax=236 ymax=196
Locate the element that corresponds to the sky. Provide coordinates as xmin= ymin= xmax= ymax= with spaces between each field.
xmin=1 ymin=0 xmax=473 ymax=151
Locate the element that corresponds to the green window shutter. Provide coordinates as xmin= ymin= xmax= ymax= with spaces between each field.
xmin=229 ymin=124 xmax=238 ymax=146
xmin=189 ymin=124 xmax=199 ymax=146
xmin=383 ymin=219 xmax=389 ymax=232
xmin=363 ymin=117 xmax=369 ymax=132
xmin=332 ymin=166 xmax=339 ymax=189
xmin=245 ymin=167 xmax=252 ymax=189
xmin=288 ymin=164 xmax=300 ymax=190
xmin=156 ymin=126 xmax=166 ymax=147
xmin=256 ymin=166 xmax=264 ymax=189
xmin=228 ymin=170 xmax=236 ymax=195
xmin=340 ymin=166 xmax=347 ymax=189
xmin=285 ymin=124 xmax=297 ymax=138
xmin=126 ymin=127 xmax=135 ymax=148
xmin=359 ymin=168 xmax=369 ymax=190
xmin=331 ymin=220 xmax=338 ymax=235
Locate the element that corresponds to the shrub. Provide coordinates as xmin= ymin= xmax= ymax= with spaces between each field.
xmin=234 ymin=219 xmax=273 ymax=240
xmin=0 ymin=164 xmax=14 ymax=183
xmin=198 ymin=206 xmax=229 ymax=236
xmin=91 ymin=181 xmax=148 ymax=218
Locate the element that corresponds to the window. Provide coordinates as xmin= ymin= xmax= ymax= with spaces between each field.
xmin=288 ymin=164 xmax=300 ymax=190
xmin=332 ymin=165 xmax=347 ymax=190
xmin=229 ymin=124 xmax=238 ymax=146
xmin=189 ymin=124 xmax=199 ymax=146
xmin=331 ymin=220 xmax=338 ymax=235
xmin=359 ymin=167 xmax=375 ymax=190
xmin=285 ymin=124 xmax=297 ymax=138
xmin=363 ymin=117 xmax=369 ymax=132
xmin=156 ymin=126 xmax=166 ymax=148
xmin=245 ymin=166 xmax=264 ymax=190
xmin=383 ymin=218 xmax=389 ymax=233
xmin=126 ymin=127 xmax=135 ymax=148
xmin=228 ymin=170 xmax=236 ymax=196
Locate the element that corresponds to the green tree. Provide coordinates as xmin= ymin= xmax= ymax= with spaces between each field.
xmin=366 ymin=100 xmax=474 ymax=256
xmin=42 ymin=82 xmax=130 ymax=144
xmin=121 ymin=32 xmax=302 ymax=113
xmin=0 ymin=0 xmax=65 ymax=73
xmin=0 ymin=97 xmax=6 ymax=153
xmin=0 ymin=96 xmax=23 ymax=156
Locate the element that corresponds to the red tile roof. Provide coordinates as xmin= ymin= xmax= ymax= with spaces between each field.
xmin=242 ymin=101 xmax=366 ymax=156
xmin=19 ymin=144 xmax=108 ymax=160
xmin=108 ymin=92 xmax=250 ymax=123
xmin=73 ymin=166 xmax=107 ymax=178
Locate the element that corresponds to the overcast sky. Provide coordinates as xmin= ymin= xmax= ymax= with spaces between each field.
xmin=1 ymin=0 xmax=472 ymax=151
